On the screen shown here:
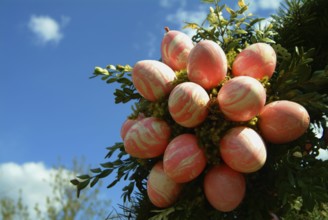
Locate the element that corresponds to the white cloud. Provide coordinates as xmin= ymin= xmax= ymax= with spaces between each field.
xmin=0 ymin=162 xmax=73 ymax=219
xmin=28 ymin=15 xmax=70 ymax=45
xmin=258 ymin=0 xmax=282 ymax=10
xmin=245 ymin=0 xmax=283 ymax=14
xmin=159 ymin=0 xmax=186 ymax=8
xmin=166 ymin=6 xmax=208 ymax=37
xmin=254 ymin=17 xmax=273 ymax=29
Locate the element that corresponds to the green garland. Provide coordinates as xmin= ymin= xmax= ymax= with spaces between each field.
xmin=71 ymin=0 xmax=328 ymax=219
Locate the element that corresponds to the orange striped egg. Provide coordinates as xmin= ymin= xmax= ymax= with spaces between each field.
xmin=124 ymin=117 xmax=171 ymax=158
xmin=187 ymin=40 xmax=227 ymax=89
xmin=204 ymin=164 xmax=246 ymax=212
xmin=217 ymin=76 xmax=266 ymax=122
xmin=120 ymin=113 xmax=145 ymax=140
xmin=258 ymin=100 xmax=310 ymax=144
xmin=220 ymin=126 xmax=267 ymax=173
xmin=168 ymin=82 xmax=209 ymax=128
xmin=147 ymin=161 xmax=183 ymax=208
xmin=161 ymin=30 xmax=194 ymax=71
xmin=163 ymin=134 xmax=207 ymax=183
xmin=232 ymin=43 xmax=276 ymax=79
xmin=132 ymin=60 xmax=176 ymax=102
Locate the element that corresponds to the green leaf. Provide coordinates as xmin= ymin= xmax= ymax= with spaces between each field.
xmin=207 ymin=12 xmax=219 ymax=25
xmin=225 ymin=6 xmax=235 ymax=15
xmin=100 ymin=162 xmax=113 ymax=168
xmin=76 ymin=174 xmax=90 ymax=180
xmin=248 ymin=18 xmax=265 ymax=27
xmin=201 ymin=0 xmax=215 ymax=3
xmin=260 ymin=37 xmax=276 ymax=44
xmin=107 ymin=179 xmax=119 ymax=188
xmin=123 ymin=88 xmax=134 ymax=95
xmin=70 ymin=179 xmax=80 ymax=186
xmin=77 ymin=179 xmax=90 ymax=197
xmin=94 ymin=66 xmax=109 ymax=75
xmin=238 ymin=0 xmax=246 ymax=8
xmin=117 ymin=77 xmax=132 ymax=85
xmin=106 ymin=78 xmax=117 ymax=84
xmin=101 ymin=75 xmax=110 ymax=80
xmin=98 ymin=169 xmax=113 ymax=178
xmin=90 ymin=177 xmax=99 ymax=188
xmin=78 ymin=179 xmax=90 ymax=190
xmin=183 ymin=22 xmax=199 ymax=30
xmin=287 ymin=170 xmax=296 ymax=187
xmin=90 ymin=168 xmax=102 ymax=173
xmin=234 ymin=29 xmax=248 ymax=34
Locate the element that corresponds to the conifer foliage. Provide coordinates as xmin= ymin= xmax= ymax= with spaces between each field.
xmin=71 ymin=0 xmax=328 ymax=219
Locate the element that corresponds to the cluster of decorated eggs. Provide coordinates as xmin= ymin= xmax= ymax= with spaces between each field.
xmin=120 ymin=30 xmax=310 ymax=212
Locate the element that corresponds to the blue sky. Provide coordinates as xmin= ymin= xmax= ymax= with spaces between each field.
xmin=0 ymin=0 xmax=296 ymax=217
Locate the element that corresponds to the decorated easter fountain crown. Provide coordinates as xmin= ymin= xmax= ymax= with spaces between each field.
xmin=71 ymin=0 xmax=328 ymax=219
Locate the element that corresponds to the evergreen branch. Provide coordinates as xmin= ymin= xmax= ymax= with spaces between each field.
xmin=91 ymin=65 xmax=141 ymax=104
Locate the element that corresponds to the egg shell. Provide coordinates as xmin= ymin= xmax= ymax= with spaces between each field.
xmin=168 ymin=82 xmax=210 ymax=128
xmin=204 ymin=164 xmax=246 ymax=212
xmin=217 ymin=76 xmax=266 ymax=122
xmin=124 ymin=117 xmax=171 ymax=158
xmin=258 ymin=100 xmax=310 ymax=144
xmin=220 ymin=126 xmax=267 ymax=173
xmin=187 ymin=40 xmax=227 ymax=89
xmin=120 ymin=113 xmax=145 ymax=140
xmin=147 ymin=161 xmax=183 ymax=208
xmin=163 ymin=134 xmax=207 ymax=183
xmin=132 ymin=60 xmax=176 ymax=101
xmin=161 ymin=30 xmax=194 ymax=71
xmin=232 ymin=42 xmax=277 ymax=79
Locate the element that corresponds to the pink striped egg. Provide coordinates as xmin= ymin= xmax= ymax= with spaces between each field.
xmin=161 ymin=30 xmax=194 ymax=71
xmin=124 ymin=117 xmax=171 ymax=158
xmin=120 ymin=113 xmax=145 ymax=140
xmin=220 ymin=126 xmax=267 ymax=173
xmin=232 ymin=43 xmax=276 ymax=79
xmin=258 ymin=100 xmax=310 ymax=144
xmin=147 ymin=161 xmax=183 ymax=208
xmin=132 ymin=60 xmax=176 ymax=102
xmin=204 ymin=164 xmax=246 ymax=212
xmin=187 ymin=40 xmax=227 ymax=89
xmin=217 ymin=76 xmax=266 ymax=122
xmin=163 ymin=134 xmax=207 ymax=183
xmin=168 ymin=82 xmax=210 ymax=128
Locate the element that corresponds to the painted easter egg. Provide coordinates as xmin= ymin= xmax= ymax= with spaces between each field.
xmin=147 ymin=161 xmax=183 ymax=208
xmin=120 ymin=113 xmax=145 ymax=140
xmin=258 ymin=100 xmax=310 ymax=144
xmin=161 ymin=29 xmax=194 ymax=71
xmin=124 ymin=117 xmax=171 ymax=158
xmin=220 ymin=126 xmax=267 ymax=173
xmin=163 ymin=134 xmax=207 ymax=183
xmin=217 ymin=76 xmax=266 ymax=122
xmin=132 ymin=60 xmax=176 ymax=101
xmin=187 ymin=40 xmax=227 ymax=89
xmin=232 ymin=42 xmax=277 ymax=79
xmin=168 ymin=82 xmax=210 ymax=128
xmin=204 ymin=164 xmax=246 ymax=212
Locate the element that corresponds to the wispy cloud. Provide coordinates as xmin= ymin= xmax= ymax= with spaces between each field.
xmin=165 ymin=6 xmax=208 ymax=37
xmin=257 ymin=0 xmax=283 ymax=10
xmin=28 ymin=15 xmax=70 ymax=45
xmin=159 ymin=0 xmax=186 ymax=8
xmin=146 ymin=32 xmax=157 ymax=58
xmin=133 ymin=31 xmax=159 ymax=59
xmin=0 ymin=162 xmax=72 ymax=218
xmin=245 ymin=0 xmax=284 ymax=14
